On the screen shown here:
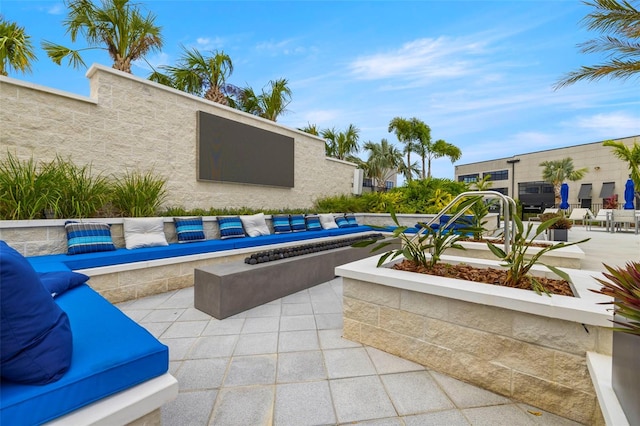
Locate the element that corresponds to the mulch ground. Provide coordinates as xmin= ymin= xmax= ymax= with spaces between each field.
xmin=392 ymin=260 xmax=574 ymax=296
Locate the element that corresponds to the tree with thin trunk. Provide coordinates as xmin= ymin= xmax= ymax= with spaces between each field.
xmin=362 ymin=138 xmax=404 ymax=191
xmin=388 ymin=117 xmax=419 ymax=181
xmin=322 ymin=124 xmax=360 ymax=160
xmin=555 ymin=0 xmax=640 ymax=88
xmin=235 ymin=78 xmax=291 ymax=121
xmin=42 ymin=0 xmax=163 ymax=73
xmin=604 ymin=139 xmax=640 ymax=189
xmin=148 ymin=45 xmax=233 ymax=105
xmin=540 ymin=158 xmax=589 ymax=206
xmin=0 ymin=17 xmax=37 ymax=76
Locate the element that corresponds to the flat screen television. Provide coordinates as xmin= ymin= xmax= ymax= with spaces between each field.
xmin=197 ymin=111 xmax=295 ymax=188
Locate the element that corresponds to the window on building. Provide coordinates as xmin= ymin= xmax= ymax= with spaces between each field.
xmin=385 ymin=181 xmax=394 ymax=190
xmin=363 ymin=178 xmax=373 ymax=188
xmin=483 ymin=170 xmax=508 ymax=181
xmin=458 ymin=174 xmax=479 ymax=183
xmin=492 ymin=187 xmax=508 ymax=195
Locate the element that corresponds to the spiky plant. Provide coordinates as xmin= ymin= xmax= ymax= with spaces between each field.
xmin=592 ymin=262 xmax=640 ymax=335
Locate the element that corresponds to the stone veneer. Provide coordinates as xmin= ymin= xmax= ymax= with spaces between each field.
xmin=339 ymin=258 xmax=611 ymax=425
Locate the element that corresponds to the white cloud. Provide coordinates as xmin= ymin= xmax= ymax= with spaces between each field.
xmin=47 ymin=3 xmax=65 ymax=15
xmin=255 ymin=39 xmax=308 ymax=56
xmin=195 ymin=37 xmax=225 ymax=50
xmin=570 ymin=112 xmax=640 ymax=137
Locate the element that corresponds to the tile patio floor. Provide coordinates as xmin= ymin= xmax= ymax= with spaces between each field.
xmin=116 ymin=225 xmax=639 ymax=425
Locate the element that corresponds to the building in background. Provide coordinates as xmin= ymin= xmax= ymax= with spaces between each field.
xmin=454 ymin=135 xmax=639 ymax=213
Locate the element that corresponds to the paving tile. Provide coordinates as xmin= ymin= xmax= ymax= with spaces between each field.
xmin=380 ymin=371 xmax=454 ymax=416
xmin=430 ymin=370 xmax=510 ymax=408
xmin=177 ymin=307 xmax=213 ymax=321
xmin=350 ymin=418 xmax=405 ymax=425
xmin=141 ymin=321 xmax=171 ymax=339
xmin=175 ymin=358 xmax=229 ymax=391
xmin=516 ymin=403 xmax=583 ymax=425
xmin=233 ymin=332 xmax=278 ymax=356
xmin=462 ymin=404 xmax=540 ymax=426
xmin=281 ymin=303 xmax=313 ymax=316
xmin=241 ymin=317 xmax=280 ymax=334
xmin=140 ymin=308 xmax=185 ymax=323
xmin=318 ymin=329 xmax=362 ymax=350
xmin=202 ymin=318 xmax=245 ymax=336
xmin=278 ymin=330 xmax=320 ymax=352
xmin=281 ymin=290 xmax=311 ymax=304
xmin=277 ymin=351 xmax=327 ymax=383
xmin=161 ymin=389 xmax=217 ymax=426
xmin=161 ymin=320 xmax=208 ymax=339
xmin=403 ymin=409 xmax=471 ymax=426
xmin=224 ymin=354 xmax=277 ymax=387
xmin=330 ymin=375 xmax=397 ymax=423
xmin=161 ymin=337 xmax=197 ymax=361
xmin=324 ymin=347 xmax=377 ymax=379
xmin=125 ymin=291 xmax=174 ymax=310
xmin=187 ymin=335 xmax=238 ymax=359
xmin=274 ymin=381 xmax=336 ymax=426
xmin=315 ymin=313 xmax=343 ymax=330
xmin=168 ymin=360 xmax=181 ymax=376
xmin=280 ymin=314 xmax=317 ymax=331
xmin=244 ymin=303 xmax=282 ymax=317
xmin=118 ymin=308 xmax=151 ymax=322
xmin=209 ymin=386 xmax=274 ymax=426
xmin=366 ymin=347 xmax=425 ymax=375
xmin=311 ymin=299 xmax=343 ymax=314
xmin=158 ymin=287 xmax=194 ymax=308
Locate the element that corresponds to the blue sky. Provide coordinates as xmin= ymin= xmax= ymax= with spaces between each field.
xmin=2 ymin=0 xmax=639 ymax=179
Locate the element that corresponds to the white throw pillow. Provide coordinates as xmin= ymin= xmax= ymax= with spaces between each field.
xmin=123 ymin=217 xmax=169 ymax=250
xmin=240 ymin=213 xmax=271 ymax=237
xmin=319 ymin=213 xmax=339 ymax=230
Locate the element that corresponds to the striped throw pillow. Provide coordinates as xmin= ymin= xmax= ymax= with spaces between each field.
xmin=345 ymin=213 xmax=359 ymax=227
xmin=174 ymin=217 xmax=206 ymax=242
xmin=289 ymin=214 xmax=306 ymax=232
xmin=305 ymin=215 xmax=322 ymax=231
xmin=272 ymin=214 xmax=292 ymax=234
xmin=335 ymin=215 xmax=350 ymax=228
xmin=217 ymin=216 xmax=245 ymax=239
xmin=65 ymin=221 xmax=116 ymax=255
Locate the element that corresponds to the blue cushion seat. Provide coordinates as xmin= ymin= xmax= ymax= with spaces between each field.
xmin=0 ymin=284 xmax=169 ymax=425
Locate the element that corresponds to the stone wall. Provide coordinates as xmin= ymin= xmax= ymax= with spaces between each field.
xmin=342 ymin=278 xmax=608 ymax=425
xmin=0 ymin=65 xmax=355 ymax=211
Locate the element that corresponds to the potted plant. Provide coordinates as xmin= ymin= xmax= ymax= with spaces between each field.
xmin=539 ymin=212 xmax=572 ymax=242
xmin=592 ymin=262 xmax=640 ymax=425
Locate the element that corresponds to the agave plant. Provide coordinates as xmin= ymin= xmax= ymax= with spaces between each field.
xmin=487 ymin=214 xmax=589 ymax=295
xmin=591 ymin=262 xmax=640 ymax=336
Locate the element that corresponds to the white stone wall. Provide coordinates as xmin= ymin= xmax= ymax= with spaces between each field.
xmin=0 ymin=65 xmax=355 ymax=211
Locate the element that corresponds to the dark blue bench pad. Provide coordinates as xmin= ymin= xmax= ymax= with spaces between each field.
xmin=27 ymin=226 xmax=374 ymax=272
xmin=0 ymin=284 xmax=169 ymax=425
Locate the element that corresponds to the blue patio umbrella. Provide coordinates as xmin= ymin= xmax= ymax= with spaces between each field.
xmin=559 ymin=183 xmax=569 ymax=209
xmin=623 ymin=178 xmax=635 ymax=209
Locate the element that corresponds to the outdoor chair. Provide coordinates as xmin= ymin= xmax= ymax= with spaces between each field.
xmin=529 ymin=208 xmax=559 ymax=222
xmin=585 ymin=209 xmax=612 ymax=231
xmin=611 ymin=209 xmax=640 ymax=234
xmin=567 ymin=208 xmax=594 ymax=225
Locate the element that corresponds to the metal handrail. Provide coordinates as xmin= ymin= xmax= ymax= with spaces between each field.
xmin=410 ymin=191 xmax=518 ymax=255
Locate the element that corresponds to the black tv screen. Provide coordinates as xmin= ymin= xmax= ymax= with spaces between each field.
xmin=197 ymin=111 xmax=295 ymax=188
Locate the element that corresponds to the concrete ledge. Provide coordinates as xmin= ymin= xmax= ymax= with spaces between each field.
xmin=587 ymin=352 xmax=630 ymax=426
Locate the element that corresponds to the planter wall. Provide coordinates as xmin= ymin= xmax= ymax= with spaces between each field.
xmin=612 ymin=328 xmax=640 ymax=425
xmin=337 ymin=255 xmax=612 ymax=425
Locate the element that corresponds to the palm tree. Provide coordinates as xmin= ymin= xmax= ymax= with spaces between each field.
xmin=539 ymin=158 xmax=589 ymax=206
xmin=388 ymin=117 xmax=419 ymax=181
xmin=235 ymin=78 xmax=291 ymax=121
xmin=299 ymin=123 xmax=319 ymax=136
xmin=555 ymin=0 xmax=640 ymax=88
xmin=414 ymin=129 xmax=462 ymax=179
xmin=362 ymin=138 xmax=403 ymax=191
xmin=604 ymin=139 xmax=640 ymax=188
xmin=321 ymin=124 xmax=360 ymax=160
xmin=0 ymin=17 xmax=37 ymax=76
xmin=42 ymin=0 xmax=163 ymax=73
xmin=149 ymin=45 xmax=233 ymax=105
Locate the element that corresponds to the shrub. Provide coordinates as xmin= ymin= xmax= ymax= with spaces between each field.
xmin=49 ymin=157 xmax=110 ymax=218
xmin=110 ymin=170 xmax=167 ymax=217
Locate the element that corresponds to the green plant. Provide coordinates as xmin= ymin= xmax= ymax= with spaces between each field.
xmin=355 ymin=197 xmax=480 ymax=268
xmin=111 ymin=170 xmax=167 ymax=217
xmin=487 ymin=215 xmax=589 ymax=295
xmin=0 ymin=152 xmax=62 ymax=220
xmin=50 ymin=156 xmax=110 ymax=218
xmin=592 ymin=262 xmax=640 ymax=335
xmin=539 ymin=212 xmax=572 ymax=230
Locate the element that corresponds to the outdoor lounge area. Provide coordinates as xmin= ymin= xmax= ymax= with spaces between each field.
xmin=112 ymin=225 xmax=638 ymax=425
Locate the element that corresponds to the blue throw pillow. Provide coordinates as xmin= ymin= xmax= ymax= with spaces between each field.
xmin=218 ymin=216 xmax=245 ymax=239
xmin=335 ymin=215 xmax=350 ymax=228
xmin=174 ymin=216 xmax=206 ymax=242
xmin=272 ymin=214 xmax=292 ymax=234
xmin=289 ymin=214 xmax=306 ymax=232
xmin=39 ymin=271 xmax=90 ymax=298
xmin=0 ymin=241 xmax=73 ymax=385
xmin=65 ymin=221 xmax=116 ymax=255
xmin=305 ymin=214 xmax=322 ymax=231
xmin=345 ymin=213 xmax=359 ymax=227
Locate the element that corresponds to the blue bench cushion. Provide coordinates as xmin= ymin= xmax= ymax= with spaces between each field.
xmin=0 ymin=284 xmax=169 ymax=425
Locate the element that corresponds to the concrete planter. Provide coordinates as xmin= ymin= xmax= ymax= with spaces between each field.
xmin=336 ymin=254 xmax=612 ymax=424
xmin=612 ymin=322 xmax=640 ymax=425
